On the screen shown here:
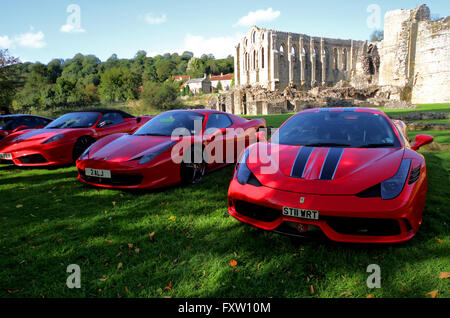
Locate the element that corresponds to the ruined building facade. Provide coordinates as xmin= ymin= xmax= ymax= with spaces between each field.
xmin=234 ymin=27 xmax=364 ymax=91
xmin=211 ymin=5 xmax=449 ymax=115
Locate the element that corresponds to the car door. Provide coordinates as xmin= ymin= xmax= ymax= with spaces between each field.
xmin=95 ymin=112 xmax=129 ymax=137
xmin=204 ymin=113 xmax=234 ymax=165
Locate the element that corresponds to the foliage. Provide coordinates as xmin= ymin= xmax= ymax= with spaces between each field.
xmin=8 ymin=51 xmax=234 ymax=113
xmin=370 ymin=30 xmax=384 ymax=42
xmin=0 ymin=49 xmax=21 ymax=108
xmin=141 ymin=80 xmax=179 ymax=110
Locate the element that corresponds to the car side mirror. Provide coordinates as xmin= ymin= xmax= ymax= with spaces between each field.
xmin=411 ymin=134 xmax=434 ymax=151
xmin=98 ymin=120 xmax=114 ymax=128
xmin=256 ymin=130 xmax=267 ymax=142
xmin=12 ymin=125 xmax=28 ymax=133
xmin=136 ymin=117 xmax=142 ymax=124
xmin=206 ymin=128 xmax=226 ymax=141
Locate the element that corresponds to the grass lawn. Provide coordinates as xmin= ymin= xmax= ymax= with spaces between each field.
xmin=0 ymin=132 xmax=449 ymax=298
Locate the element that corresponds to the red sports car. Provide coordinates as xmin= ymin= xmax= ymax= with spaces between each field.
xmin=0 ymin=114 xmax=53 ymax=141
xmin=76 ymin=109 xmax=266 ymax=189
xmin=0 ymin=109 xmax=152 ymax=166
xmin=228 ymin=107 xmax=434 ymax=243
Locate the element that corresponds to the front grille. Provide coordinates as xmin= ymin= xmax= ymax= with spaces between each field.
xmin=234 ymin=200 xmax=281 ymax=222
xmin=18 ymin=154 xmax=47 ymax=164
xmin=273 ymin=223 xmax=327 ymax=239
xmin=323 ymin=216 xmax=401 ymax=236
xmin=408 ymin=167 xmax=420 ymax=184
xmin=79 ymin=169 xmax=143 ymax=186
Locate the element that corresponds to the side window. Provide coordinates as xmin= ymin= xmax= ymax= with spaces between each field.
xmin=205 ymin=114 xmax=232 ymax=133
xmin=98 ymin=112 xmax=124 ymax=127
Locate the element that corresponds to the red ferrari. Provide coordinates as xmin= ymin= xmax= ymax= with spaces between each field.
xmin=0 ymin=114 xmax=53 ymax=141
xmin=0 ymin=109 xmax=152 ymax=166
xmin=228 ymin=107 xmax=434 ymax=243
xmin=76 ymin=109 xmax=266 ymax=189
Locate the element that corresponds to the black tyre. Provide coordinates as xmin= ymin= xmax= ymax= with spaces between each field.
xmin=72 ymin=136 xmax=95 ymax=162
xmin=180 ymin=145 xmax=207 ymax=184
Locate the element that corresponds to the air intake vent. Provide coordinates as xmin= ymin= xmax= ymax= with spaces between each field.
xmin=408 ymin=166 xmax=420 ymax=184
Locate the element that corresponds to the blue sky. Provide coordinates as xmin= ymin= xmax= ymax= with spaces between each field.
xmin=1 ymin=0 xmax=448 ymax=64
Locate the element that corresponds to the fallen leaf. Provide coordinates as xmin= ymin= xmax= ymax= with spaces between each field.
xmin=148 ymin=232 xmax=155 ymax=241
xmin=112 ymin=201 xmax=116 ymax=206
xmin=426 ymin=290 xmax=439 ymax=298
xmin=168 ymin=216 xmax=176 ymax=221
xmin=16 ymin=204 xmax=23 ymax=208
xmin=310 ymin=285 xmax=315 ymax=294
xmin=57 ymin=238 xmax=62 ymax=243
xmin=366 ymin=294 xmax=375 ymax=298
xmin=134 ymin=248 xmax=140 ymax=254
xmin=128 ymin=243 xmax=133 ymax=249
xmin=435 ymin=237 xmax=443 ymax=243
xmin=164 ymin=281 xmax=172 ymax=291
xmin=125 ymin=286 xmax=130 ymax=294
xmin=229 ymin=259 xmax=237 ymax=267
xmin=257 ymin=262 xmax=263 ymax=270
xmin=117 ymin=262 xmax=123 ymax=270
xmin=439 ymin=272 xmax=450 ymax=279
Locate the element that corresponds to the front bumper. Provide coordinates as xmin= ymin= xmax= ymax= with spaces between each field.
xmin=2 ymin=141 xmax=75 ymax=167
xmin=227 ymin=179 xmax=426 ymax=243
xmin=76 ymin=155 xmax=181 ymax=190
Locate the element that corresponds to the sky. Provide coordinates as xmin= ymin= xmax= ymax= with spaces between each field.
xmin=1 ymin=0 xmax=448 ymax=64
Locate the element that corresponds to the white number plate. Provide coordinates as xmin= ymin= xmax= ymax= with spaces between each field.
xmin=0 ymin=153 xmax=12 ymax=160
xmin=282 ymin=207 xmax=319 ymax=220
xmin=85 ymin=168 xmax=112 ymax=179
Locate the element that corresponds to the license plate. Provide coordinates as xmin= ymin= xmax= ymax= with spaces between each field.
xmin=85 ymin=168 xmax=112 ymax=179
xmin=0 ymin=153 xmax=12 ymax=160
xmin=282 ymin=207 xmax=319 ymax=220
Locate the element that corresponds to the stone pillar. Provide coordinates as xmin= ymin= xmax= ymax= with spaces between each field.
xmin=271 ymin=33 xmax=279 ymax=90
xmin=288 ymin=35 xmax=293 ymax=85
xmin=235 ymin=44 xmax=240 ymax=87
xmin=299 ymin=37 xmax=305 ymax=86
xmin=310 ymin=38 xmax=316 ymax=86
xmin=320 ymin=38 xmax=326 ymax=86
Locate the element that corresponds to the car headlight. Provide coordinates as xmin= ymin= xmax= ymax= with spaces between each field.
xmin=381 ymin=159 xmax=411 ymax=200
xmin=79 ymin=144 xmax=93 ymax=160
xmin=139 ymin=142 xmax=176 ymax=165
xmin=42 ymin=134 xmax=66 ymax=144
xmin=236 ymin=149 xmax=252 ymax=185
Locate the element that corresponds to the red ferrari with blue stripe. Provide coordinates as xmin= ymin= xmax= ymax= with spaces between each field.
xmin=0 ymin=110 xmax=152 ymax=166
xmin=228 ymin=108 xmax=434 ymax=243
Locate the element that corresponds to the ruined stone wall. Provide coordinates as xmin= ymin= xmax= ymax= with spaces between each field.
xmin=411 ymin=17 xmax=450 ymax=103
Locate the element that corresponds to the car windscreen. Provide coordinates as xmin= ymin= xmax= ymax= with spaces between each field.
xmin=134 ymin=111 xmax=205 ymax=137
xmin=0 ymin=117 xmax=16 ymax=130
xmin=270 ymin=111 xmax=401 ymax=148
xmin=45 ymin=112 xmax=100 ymax=129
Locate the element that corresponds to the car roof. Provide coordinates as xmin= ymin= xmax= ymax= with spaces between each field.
xmin=300 ymin=107 xmax=385 ymax=115
xmin=66 ymin=109 xmax=135 ymax=118
xmin=0 ymin=114 xmax=53 ymax=120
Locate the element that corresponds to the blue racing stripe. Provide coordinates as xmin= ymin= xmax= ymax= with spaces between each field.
xmin=291 ymin=147 xmax=314 ymax=178
xmin=319 ymin=148 xmax=344 ymax=180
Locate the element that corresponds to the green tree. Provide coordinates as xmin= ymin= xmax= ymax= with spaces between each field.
xmin=141 ymin=80 xmax=179 ymax=110
xmin=155 ymin=59 xmax=176 ymax=82
xmin=98 ymin=67 xmax=141 ymax=103
xmin=216 ymin=80 xmax=223 ymax=91
xmin=0 ymin=49 xmax=21 ymax=108
xmin=370 ymin=30 xmax=384 ymax=42
xmin=186 ymin=57 xmax=205 ymax=78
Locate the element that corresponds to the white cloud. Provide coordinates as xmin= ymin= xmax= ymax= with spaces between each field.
xmin=181 ymin=33 xmax=243 ymax=58
xmin=234 ymin=8 xmax=281 ymax=27
xmin=145 ymin=13 xmax=167 ymax=25
xmin=60 ymin=23 xmax=85 ymax=33
xmin=0 ymin=36 xmax=13 ymax=48
xmin=0 ymin=29 xmax=46 ymax=49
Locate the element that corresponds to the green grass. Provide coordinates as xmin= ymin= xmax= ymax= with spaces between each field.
xmin=0 ymin=132 xmax=449 ymax=298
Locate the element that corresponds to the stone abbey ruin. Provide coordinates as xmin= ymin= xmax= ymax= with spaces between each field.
xmin=208 ymin=4 xmax=450 ymax=115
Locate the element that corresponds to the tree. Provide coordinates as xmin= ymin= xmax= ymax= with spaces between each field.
xmin=186 ymin=57 xmax=205 ymax=78
xmin=98 ymin=67 xmax=141 ymax=103
xmin=155 ymin=59 xmax=176 ymax=82
xmin=216 ymin=80 xmax=223 ymax=92
xmin=141 ymin=80 xmax=179 ymax=110
xmin=0 ymin=49 xmax=21 ymax=107
xmin=370 ymin=30 xmax=384 ymax=42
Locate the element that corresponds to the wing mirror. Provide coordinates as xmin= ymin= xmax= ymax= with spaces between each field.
xmin=256 ymin=130 xmax=267 ymax=142
xmin=411 ymin=134 xmax=434 ymax=151
xmin=98 ymin=120 xmax=114 ymax=128
xmin=12 ymin=125 xmax=29 ymax=133
xmin=206 ymin=128 xmax=226 ymax=141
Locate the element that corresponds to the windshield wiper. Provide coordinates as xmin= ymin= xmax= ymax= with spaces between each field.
xmin=357 ymin=143 xmax=395 ymax=148
xmin=302 ymin=142 xmax=351 ymax=147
